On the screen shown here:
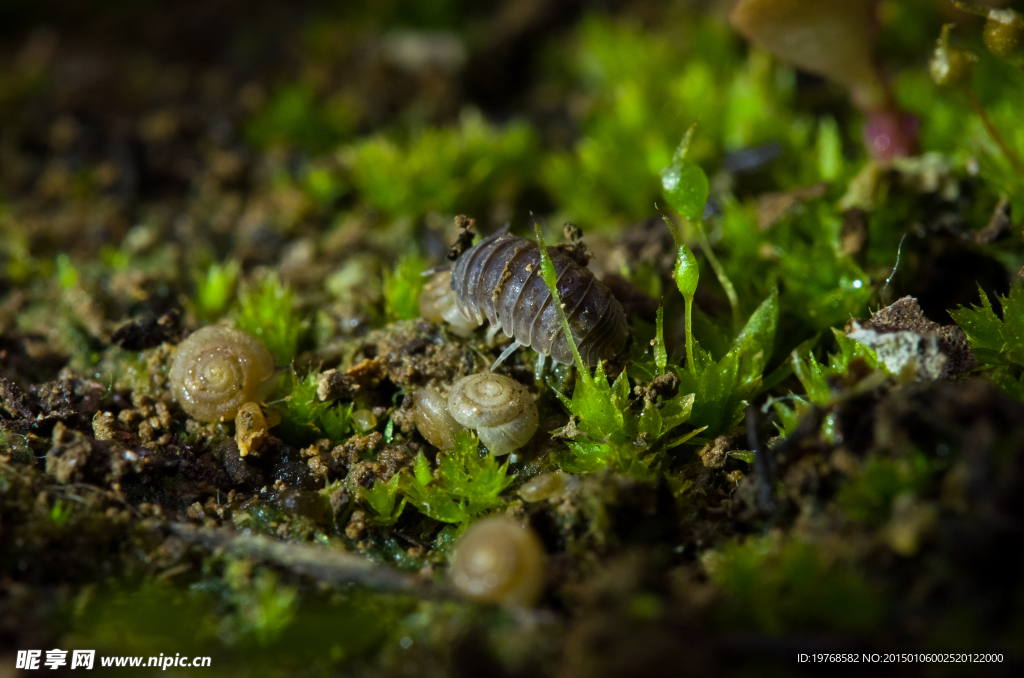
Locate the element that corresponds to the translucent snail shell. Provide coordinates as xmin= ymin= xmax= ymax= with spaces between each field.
xmin=419 ymin=270 xmax=479 ymax=337
xmin=412 ymin=388 xmax=465 ymax=450
xmin=169 ymin=325 xmax=275 ymax=422
xmin=518 ymin=471 xmax=568 ymax=503
xmin=447 ymin=373 xmax=538 ymax=456
xmin=449 ymin=515 xmax=546 ymax=607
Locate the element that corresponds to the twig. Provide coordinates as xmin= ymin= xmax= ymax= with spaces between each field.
xmin=169 ymin=523 xmax=440 ymax=596
xmin=745 ymin=406 xmax=774 ymax=513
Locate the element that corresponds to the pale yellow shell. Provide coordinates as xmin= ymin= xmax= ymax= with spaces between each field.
xmin=449 ymin=515 xmax=546 ymax=607
xmin=518 ymin=471 xmax=568 ymax=503
xmin=447 ymin=373 xmax=538 ymax=456
xmin=412 ymin=388 xmax=464 ymax=449
xmin=169 ymin=325 xmax=275 ymax=422
xmin=235 ymin=402 xmax=269 ymax=457
xmin=419 ymin=271 xmax=479 ymax=337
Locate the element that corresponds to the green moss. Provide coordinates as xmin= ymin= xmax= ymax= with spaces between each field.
xmin=275 ymin=370 xmax=354 ymax=446
xmin=349 ymin=111 xmax=537 ymax=217
xmin=195 ymin=260 xmax=241 ymax=322
xmin=950 ymin=284 xmax=1024 ymax=374
xmin=382 ymin=252 xmax=428 ymax=321
xmin=245 ymin=83 xmax=356 ymax=152
xmin=233 ymin=274 xmax=303 ymax=365
xmin=401 ymin=431 xmax=514 ymax=524
xmin=704 ymin=536 xmax=884 ymax=635
xmin=836 ymin=452 xmax=934 ymax=526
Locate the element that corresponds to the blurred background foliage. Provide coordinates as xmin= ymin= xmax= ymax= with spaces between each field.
xmin=2 ymin=0 xmax=1024 ymax=675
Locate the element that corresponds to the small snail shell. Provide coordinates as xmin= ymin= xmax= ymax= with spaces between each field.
xmin=235 ymin=402 xmax=269 ymax=457
xmin=449 ymin=515 xmax=546 ymax=607
xmin=518 ymin=471 xmax=567 ymax=503
xmin=169 ymin=325 xmax=275 ymax=422
xmin=447 ymin=373 xmax=538 ymax=456
xmin=413 ymin=388 xmax=464 ymax=450
xmin=419 ymin=270 xmax=479 ymax=337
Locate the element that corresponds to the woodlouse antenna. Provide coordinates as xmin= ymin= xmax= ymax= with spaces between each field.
xmin=491 ymin=340 xmax=524 ymax=371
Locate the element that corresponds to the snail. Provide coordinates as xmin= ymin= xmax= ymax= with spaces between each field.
xmin=169 ymin=325 xmax=275 ymax=422
xmin=518 ymin=471 xmax=568 ymax=503
xmin=412 ymin=388 xmax=465 ymax=450
xmin=447 ymin=373 xmax=537 ymax=456
xmin=439 ymin=227 xmax=628 ymax=367
xmin=419 ymin=270 xmax=479 ymax=337
xmin=449 ymin=515 xmax=546 ymax=607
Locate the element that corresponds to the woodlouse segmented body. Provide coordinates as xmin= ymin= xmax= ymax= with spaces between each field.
xmin=450 ymin=228 xmax=628 ymax=365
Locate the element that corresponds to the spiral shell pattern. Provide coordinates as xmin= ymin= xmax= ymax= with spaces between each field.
xmin=447 ymin=372 xmax=538 ymax=456
xmin=169 ymin=325 xmax=275 ymax=422
xmin=450 ymin=228 xmax=628 ymax=365
xmin=449 ymin=515 xmax=546 ymax=607
xmin=412 ymin=388 xmax=464 ymax=450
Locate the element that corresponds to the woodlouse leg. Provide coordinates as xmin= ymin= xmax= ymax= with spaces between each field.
xmin=491 ymin=340 xmax=523 ymax=371
xmin=485 ymin=324 xmax=503 ymax=347
xmin=534 ymin=352 xmax=547 ymax=380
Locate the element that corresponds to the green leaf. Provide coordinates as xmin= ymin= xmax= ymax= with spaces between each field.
xmin=661 ymin=161 xmax=709 ymax=224
xmin=950 ymin=285 xmax=1024 ymax=369
xmin=660 ymin=391 xmax=696 ymax=434
xmin=674 ymin=244 xmax=699 ymax=299
xmin=637 ymin=399 xmax=663 ymax=441
xmin=676 ymin=342 xmax=742 ymax=438
xmin=571 ymin=361 xmax=623 ymax=440
xmin=534 ymin=221 xmax=588 ymax=374
xmin=661 ymin=125 xmax=709 ymax=224
xmin=413 ymin=451 xmax=433 ymax=487
xmin=732 ymin=288 xmax=779 ymax=391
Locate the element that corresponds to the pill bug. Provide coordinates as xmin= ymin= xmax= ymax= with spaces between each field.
xmin=448 ymin=227 xmax=629 ymax=366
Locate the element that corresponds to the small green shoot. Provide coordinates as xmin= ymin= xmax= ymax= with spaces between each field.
xmin=674 ymin=243 xmax=699 ymax=375
xmin=195 ymin=260 xmax=240 ymax=322
xmin=50 ymin=499 xmax=73 ymax=526
xmin=233 ymin=274 xmax=302 ymax=365
xmin=653 ymin=306 xmax=668 ymax=376
xmin=661 ymin=125 xmax=740 ymax=331
xmin=56 ymin=254 xmax=79 ymax=289
xmin=790 ymin=329 xmax=884 ymax=407
xmin=359 ymin=474 xmax=406 ymax=526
